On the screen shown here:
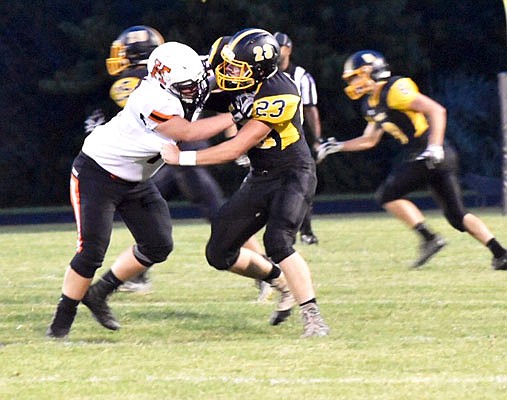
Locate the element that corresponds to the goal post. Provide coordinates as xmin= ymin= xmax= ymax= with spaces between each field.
xmin=500 ymin=1 xmax=507 ymax=214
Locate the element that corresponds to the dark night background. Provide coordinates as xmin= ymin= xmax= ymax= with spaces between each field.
xmin=1 ymin=0 xmax=506 ymax=209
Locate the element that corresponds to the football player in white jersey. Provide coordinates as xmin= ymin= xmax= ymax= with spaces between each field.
xmin=47 ymin=41 xmax=238 ymax=338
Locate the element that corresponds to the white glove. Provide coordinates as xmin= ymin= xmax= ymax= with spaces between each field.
xmin=84 ymin=109 xmax=105 ymax=134
xmin=230 ymin=93 xmax=254 ymax=123
xmin=235 ymin=154 xmax=251 ymax=168
xmin=416 ymin=144 xmax=444 ymax=169
xmin=315 ymin=137 xmax=344 ymax=164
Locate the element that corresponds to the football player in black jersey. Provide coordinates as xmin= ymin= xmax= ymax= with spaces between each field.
xmin=161 ymin=28 xmax=329 ymax=338
xmin=317 ymin=50 xmax=507 ymax=270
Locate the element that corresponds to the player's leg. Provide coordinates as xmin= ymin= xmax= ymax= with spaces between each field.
xmin=205 ymin=179 xmax=295 ymax=324
xmin=377 ymin=160 xmax=446 ymax=267
xmin=264 ymin=166 xmax=329 ymax=337
xmin=47 ymin=154 xmax=118 ymax=337
xmin=429 ymin=152 xmax=507 ymax=269
xmin=82 ymin=181 xmax=173 ymax=329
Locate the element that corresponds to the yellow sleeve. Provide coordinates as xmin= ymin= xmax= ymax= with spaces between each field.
xmin=109 ymin=77 xmax=142 ymax=108
xmin=386 ymin=78 xmax=419 ymax=111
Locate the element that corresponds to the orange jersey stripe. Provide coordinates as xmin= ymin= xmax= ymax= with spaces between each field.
xmin=70 ymin=173 xmax=83 ymax=253
xmin=148 ymin=110 xmax=174 ymax=123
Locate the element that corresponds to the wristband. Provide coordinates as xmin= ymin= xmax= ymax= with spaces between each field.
xmin=178 ymin=151 xmax=197 ymax=166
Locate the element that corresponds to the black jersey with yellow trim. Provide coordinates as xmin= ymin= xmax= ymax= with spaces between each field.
xmin=361 ymin=76 xmax=429 ymax=155
xmin=247 ymin=70 xmax=311 ymax=172
xmin=109 ymin=65 xmax=147 ymax=108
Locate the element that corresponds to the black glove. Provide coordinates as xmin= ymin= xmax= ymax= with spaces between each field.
xmin=84 ymin=109 xmax=105 ymax=134
xmin=230 ymin=93 xmax=254 ymax=123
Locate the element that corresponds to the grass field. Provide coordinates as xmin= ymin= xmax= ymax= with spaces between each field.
xmin=2 ymin=210 xmax=507 ymax=399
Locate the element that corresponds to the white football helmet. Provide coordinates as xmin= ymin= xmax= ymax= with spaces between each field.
xmin=147 ymin=41 xmax=209 ymax=106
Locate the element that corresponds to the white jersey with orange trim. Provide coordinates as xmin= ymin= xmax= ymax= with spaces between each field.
xmin=82 ymin=79 xmax=185 ymax=182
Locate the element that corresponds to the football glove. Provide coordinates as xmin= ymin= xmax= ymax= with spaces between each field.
xmin=230 ymin=92 xmax=254 ymax=123
xmin=235 ymin=154 xmax=251 ymax=168
xmin=315 ymin=137 xmax=344 ymax=164
xmin=416 ymin=144 xmax=444 ymax=169
xmin=84 ymin=109 xmax=105 ymax=134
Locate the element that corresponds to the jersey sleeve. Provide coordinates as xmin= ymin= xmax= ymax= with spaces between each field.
xmin=386 ymin=77 xmax=419 ymax=110
xmin=124 ymin=81 xmax=184 ymax=131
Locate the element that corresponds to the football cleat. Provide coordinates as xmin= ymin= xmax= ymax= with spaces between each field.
xmin=255 ymin=279 xmax=274 ymax=303
xmin=118 ymin=272 xmax=152 ymax=293
xmin=300 ymin=303 xmax=330 ymax=338
xmin=269 ymin=274 xmax=296 ymax=325
xmin=492 ymin=252 xmax=507 ymax=270
xmin=82 ymin=284 xmax=120 ymax=331
xmin=45 ymin=325 xmax=70 ymax=339
xmin=412 ymin=235 xmax=447 ymax=268
xmin=300 ymin=233 xmax=319 ymax=245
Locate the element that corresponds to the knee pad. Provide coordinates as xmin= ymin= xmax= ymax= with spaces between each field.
xmin=263 ymin=228 xmax=296 ymax=264
xmin=134 ymin=238 xmax=173 ymax=267
xmin=444 ymin=210 xmax=466 ymax=232
xmin=70 ymin=251 xmax=104 ymax=279
xmin=205 ymin=239 xmax=239 ymax=270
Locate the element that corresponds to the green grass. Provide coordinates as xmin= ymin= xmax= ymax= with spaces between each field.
xmin=2 ymin=210 xmax=507 ymax=399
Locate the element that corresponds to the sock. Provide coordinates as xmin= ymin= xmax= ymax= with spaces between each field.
xmin=101 ymin=270 xmax=123 ymax=289
xmin=486 ymin=238 xmax=507 ymax=258
xmin=264 ymin=264 xmax=281 ymax=282
xmin=300 ymin=298 xmax=317 ymax=307
xmin=414 ymin=222 xmax=435 ymax=242
xmin=50 ymin=293 xmax=79 ymax=329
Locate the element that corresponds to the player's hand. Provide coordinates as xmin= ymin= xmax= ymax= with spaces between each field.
xmin=235 ymin=154 xmax=251 ymax=168
xmin=160 ymin=143 xmax=181 ymax=165
xmin=416 ymin=144 xmax=444 ymax=169
xmin=315 ymin=137 xmax=344 ymax=164
xmin=84 ymin=109 xmax=105 ymax=134
xmin=230 ymin=92 xmax=254 ymax=123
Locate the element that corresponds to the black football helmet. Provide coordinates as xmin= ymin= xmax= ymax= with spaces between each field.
xmin=215 ymin=28 xmax=280 ymax=91
xmin=342 ymin=50 xmax=391 ymax=100
xmin=106 ymin=25 xmax=164 ymax=76
xmin=208 ymin=36 xmax=232 ymax=71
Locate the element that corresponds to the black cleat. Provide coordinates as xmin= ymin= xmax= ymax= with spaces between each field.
xmin=82 ymin=285 xmax=120 ymax=331
xmin=45 ymin=325 xmax=70 ymax=339
xmin=492 ymin=253 xmax=507 ymax=270
xmin=270 ymin=309 xmax=292 ymax=326
xmin=412 ymin=235 xmax=446 ymax=268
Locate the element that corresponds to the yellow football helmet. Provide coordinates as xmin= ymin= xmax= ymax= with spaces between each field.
xmin=106 ymin=25 xmax=164 ymax=76
xmin=342 ymin=50 xmax=390 ymax=100
xmin=215 ymin=28 xmax=279 ymax=91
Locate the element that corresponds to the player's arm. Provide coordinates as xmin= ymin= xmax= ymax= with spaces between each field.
xmin=341 ymin=121 xmax=383 ymax=151
xmin=409 ymin=93 xmax=446 ymax=146
xmin=315 ymin=121 xmax=383 ymax=163
xmin=161 ymin=119 xmax=270 ymax=166
xmin=155 ymin=112 xmax=235 ymax=142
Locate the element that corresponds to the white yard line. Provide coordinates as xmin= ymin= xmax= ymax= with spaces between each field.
xmin=2 ymin=375 xmax=507 ymax=385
